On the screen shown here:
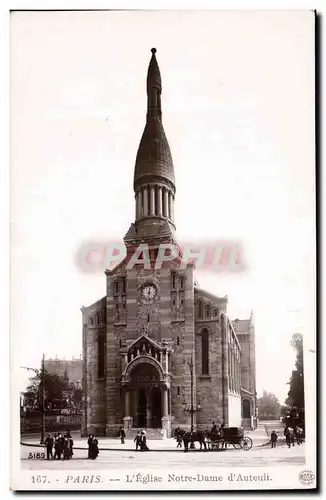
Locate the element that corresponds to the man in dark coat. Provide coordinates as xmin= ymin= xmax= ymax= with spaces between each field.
xmin=290 ymin=406 xmax=299 ymax=429
xmin=87 ymin=434 xmax=94 ymax=459
xmin=211 ymin=422 xmax=218 ymax=435
xmin=134 ymin=431 xmax=141 ymax=451
xmin=119 ymin=427 xmax=126 ymax=444
xmin=44 ymin=433 xmax=54 ymax=460
xmin=55 ymin=433 xmax=65 ymax=460
xmin=68 ymin=436 xmax=74 ymax=457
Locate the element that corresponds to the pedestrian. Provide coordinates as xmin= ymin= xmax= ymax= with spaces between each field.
xmin=53 ymin=434 xmax=58 ymax=459
xmin=44 ymin=433 xmax=54 ymax=460
xmin=87 ymin=434 xmax=94 ymax=459
xmin=119 ymin=427 xmax=126 ymax=444
xmin=134 ymin=430 xmax=141 ymax=451
xmin=68 ymin=435 xmax=74 ymax=457
xmin=90 ymin=437 xmax=99 ymax=460
xmin=270 ymin=430 xmax=278 ymax=448
xmin=220 ymin=423 xmax=227 ymax=450
xmin=176 ymin=430 xmax=183 ymax=448
xmin=140 ymin=431 xmax=149 ymax=451
xmin=55 ymin=433 xmax=64 ymax=460
xmin=63 ymin=436 xmax=72 ymax=460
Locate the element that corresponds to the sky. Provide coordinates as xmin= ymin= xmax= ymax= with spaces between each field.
xmin=10 ymin=10 xmax=315 ymax=404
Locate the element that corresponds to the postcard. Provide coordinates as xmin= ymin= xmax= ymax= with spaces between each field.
xmin=10 ymin=9 xmax=316 ymax=491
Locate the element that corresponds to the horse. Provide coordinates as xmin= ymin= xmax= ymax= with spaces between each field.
xmin=295 ymin=427 xmax=304 ymax=445
xmin=173 ymin=428 xmax=207 ymax=452
xmin=173 ymin=428 xmax=185 ymax=448
xmin=284 ymin=426 xmax=295 ymax=448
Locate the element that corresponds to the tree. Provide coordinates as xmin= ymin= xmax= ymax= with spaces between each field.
xmin=23 ymin=372 xmax=83 ymax=414
xmin=257 ymin=390 xmax=281 ymax=419
xmin=285 ymin=333 xmax=304 ymax=410
xmin=24 ymin=371 xmax=70 ymax=412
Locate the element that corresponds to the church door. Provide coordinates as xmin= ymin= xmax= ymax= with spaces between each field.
xmin=137 ymin=389 xmax=147 ymax=428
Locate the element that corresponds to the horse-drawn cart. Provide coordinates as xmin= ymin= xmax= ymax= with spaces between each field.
xmin=207 ymin=427 xmax=253 ymax=451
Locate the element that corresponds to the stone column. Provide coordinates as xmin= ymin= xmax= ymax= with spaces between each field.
xmin=150 ymin=186 xmax=155 ymax=216
xmin=231 ymin=349 xmax=234 ymax=392
xmin=163 ymin=188 xmax=169 ymax=217
xmin=161 ymin=388 xmax=168 ymax=417
xmin=161 ymin=387 xmax=171 ymax=438
xmin=143 ymin=187 xmax=149 ymax=216
xmin=171 ymin=195 xmax=174 ymax=221
xmin=157 ymin=186 xmax=162 ymax=216
xmin=123 ymin=390 xmax=133 ymax=430
xmin=168 ymin=192 xmax=172 ymax=219
xmin=125 ymin=390 xmax=130 ymax=415
xmin=136 ymin=191 xmax=142 ymax=219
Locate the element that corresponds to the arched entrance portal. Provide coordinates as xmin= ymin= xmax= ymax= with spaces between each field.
xmin=242 ymin=399 xmax=251 ymax=419
xmin=128 ymin=362 xmax=163 ymax=428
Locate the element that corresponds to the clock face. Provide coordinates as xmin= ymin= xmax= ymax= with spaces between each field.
xmin=142 ymin=285 xmax=156 ymax=301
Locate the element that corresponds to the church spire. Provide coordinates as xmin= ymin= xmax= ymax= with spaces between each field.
xmin=146 ymin=48 xmax=162 ymax=121
xmin=125 ymin=48 xmax=177 ymax=247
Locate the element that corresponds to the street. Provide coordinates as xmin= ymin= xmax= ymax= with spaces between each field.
xmin=21 ymin=429 xmax=305 ymax=470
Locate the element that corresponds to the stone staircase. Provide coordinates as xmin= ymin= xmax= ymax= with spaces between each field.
xmin=126 ymin=428 xmax=166 ymax=440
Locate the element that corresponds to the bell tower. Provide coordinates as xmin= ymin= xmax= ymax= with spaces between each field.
xmin=124 ymin=48 xmax=178 ymax=253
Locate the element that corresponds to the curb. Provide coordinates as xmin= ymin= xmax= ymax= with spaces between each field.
xmin=20 ymin=442 xmax=254 ymax=453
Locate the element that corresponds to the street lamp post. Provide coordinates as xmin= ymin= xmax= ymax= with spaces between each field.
xmin=21 ymin=353 xmax=46 ymax=444
xmin=183 ymin=356 xmax=202 ymax=449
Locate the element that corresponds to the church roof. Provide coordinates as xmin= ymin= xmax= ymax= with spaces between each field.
xmin=194 ymin=286 xmax=228 ymax=303
xmin=133 ymin=48 xmax=175 ymax=191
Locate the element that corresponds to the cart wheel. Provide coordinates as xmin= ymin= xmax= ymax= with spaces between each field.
xmin=242 ymin=437 xmax=253 ymax=451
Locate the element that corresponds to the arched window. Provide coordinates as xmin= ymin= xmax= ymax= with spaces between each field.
xmin=122 ymin=277 xmax=126 ymax=294
xmin=89 ymin=316 xmax=94 ymax=326
xmin=214 ymin=308 xmax=219 ymax=318
xmin=201 ymin=328 xmax=209 ymax=375
xmin=179 ymin=276 xmax=184 ymax=289
xmin=198 ymin=301 xmax=203 ymax=319
xmin=114 ymin=281 xmax=119 ymax=295
xmin=171 ymin=273 xmax=176 ymax=290
xmin=96 ymin=313 xmax=100 ymax=325
xmin=97 ymin=334 xmax=105 ymax=378
xmin=242 ymin=399 xmax=251 ymax=419
xmin=206 ymin=305 xmax=211 ymax=318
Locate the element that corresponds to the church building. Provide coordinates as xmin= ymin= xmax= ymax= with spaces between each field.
xmin=81 ymin=49 xmax=257 ymax=438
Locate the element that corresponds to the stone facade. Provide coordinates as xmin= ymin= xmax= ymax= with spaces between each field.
xmin=81 ymin=49 xmax=257 ymax=437
xmin=233 ymin=313 xmax=257 ymax=429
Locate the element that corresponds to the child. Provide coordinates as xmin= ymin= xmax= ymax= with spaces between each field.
xmin=270 ymin=430 xmax=278 ymax=448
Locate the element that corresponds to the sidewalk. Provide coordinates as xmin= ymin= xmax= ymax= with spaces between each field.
xmin=21 ymin=430 xmax=271 ymax=452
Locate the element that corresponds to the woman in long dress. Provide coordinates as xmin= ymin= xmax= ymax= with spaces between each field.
xmin=90 ymin=437 xmax=99 ymax=460
xmin=140 ymin=431 xmax=149 ymax=451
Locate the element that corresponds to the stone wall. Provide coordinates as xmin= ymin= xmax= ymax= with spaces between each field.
xmin=81 ymin=297 xmax=107 ymax=436
xmin=82 ymin=270 xmax=255 ymax=436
